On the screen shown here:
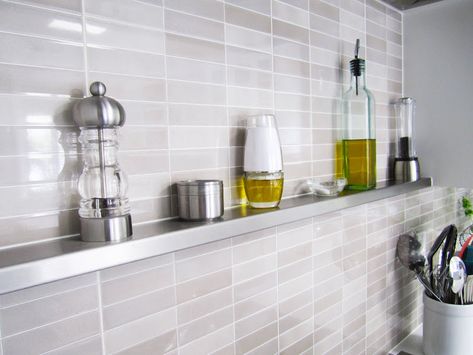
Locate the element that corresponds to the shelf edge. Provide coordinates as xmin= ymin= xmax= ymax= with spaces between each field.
xmin=0 ymin=178 xmax=432 ymax=294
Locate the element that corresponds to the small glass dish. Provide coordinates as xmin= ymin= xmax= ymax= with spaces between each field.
xmin=307 ymin=178 xmax=347 ymax=196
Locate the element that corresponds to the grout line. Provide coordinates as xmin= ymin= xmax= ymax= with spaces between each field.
xmin=163 ymin=2 xmax=175 ymax=219
xmin=95 ymin=272 xmax=106 ymax=355
xmin=171 ymin=253 xmax=180 ymax=351
xmin=80 ymin=0 xmax=89 ymax=93
xmin=102 ymin=284 xmax=175 ymax=309
xmin=2 ymin=0 xmax=81 ymax=16
xmin=39 ymin=333 xmax=101 ymax=355
xmin=84 ymin=12 xmax=164 ymax=33
xmin=0 ymin=283 xmax=97 ymax=310
xmin=0 ymin=60 xmax=84 ymax=73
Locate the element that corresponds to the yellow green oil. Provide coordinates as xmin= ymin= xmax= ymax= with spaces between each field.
xmin=243 ymin=177 xmax=284 ymax=208
xmin=336 ymin=139 xmax=376 ymax=190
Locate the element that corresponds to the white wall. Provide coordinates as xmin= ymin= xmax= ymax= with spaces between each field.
xmin=404 ymin=0 xmax=473 ymax=188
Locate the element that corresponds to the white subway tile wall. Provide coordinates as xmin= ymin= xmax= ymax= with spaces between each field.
xmin=0 ymin=186 xmax=462 ymax=354
xmin=0 ymin=0 xmax=403 ymax=247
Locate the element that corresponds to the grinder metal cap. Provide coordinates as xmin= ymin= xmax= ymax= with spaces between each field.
xmin=73 ymin=81 xmax=126 ymax=128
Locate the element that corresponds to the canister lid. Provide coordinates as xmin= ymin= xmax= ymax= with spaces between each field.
xmin=398 ymin=97 xmax=415 ymax=104
xmin=176 ymin=180 xmax=223 ymax=196
xmin=73 ymin=82 xmax=126 ymax=128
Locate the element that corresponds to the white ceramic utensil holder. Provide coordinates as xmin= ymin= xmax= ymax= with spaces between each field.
xmin=423 ymin=293 xmax=473 ymax=355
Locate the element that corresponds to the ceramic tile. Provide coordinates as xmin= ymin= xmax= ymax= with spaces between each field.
xmin=166 ymin=33 xmax=225 ymax=63
xmin=309 ymin=0 xmax=339 ymax=22
xmin=233 ymin=253 xmax=277 ymax=283
xmin=176 ymin=268 xmax=232 ymax=303
xmin=101 ymin=263 xmax=174 ymax=305
xmin=85 ymin=18 xmax=164 ymax=54
xmin=274 ymin=73 xmax=310 ymax=95
xmin=85 ymin=0 xmax=163 ymax=28
xmin=16 ymin=0 xmax=82 ymax=13
xmin=102 ymin=286 xmax=175 ymax=330
xmin=164 ymin=0 xmax=224 ymax=21
xmin=1 ymin=285 xmax=98 ymax=336
xmin=225 ymin=4 xmax=271 ymax=33
xmin=177 ymin=287 xmax=232 ymax=324
xmin=175 ymin=247 xmax=231 ymax=282
xmin=273 ymin=19 xmax=309 ymax=44
xmin=226 ymin=0 xmax=271 ymax=15
xmin=0 ymin=64 xmax=84 ymax=97
xmin=310 ymin=13 xmax=339 ymax=37
xmin=103 ymin=308 xmax=177 ymax=354
xmin=235 ymin=306 xmax=277 ymax=340
xmin=228 ymin=86 xmax=273 ymax=108
xmin=165 ymin=10 xmax=224 ymax=42
xmin=273 ymin=0 xmax=309 ymax=28
xmin=178 ymin=306 xmax=233 ymax=345
xmin=226 ymin=45 xmax=272 ymax=71
xmin=115 ymin=330 xmax=176 ymax=355
xmin=44 ymin=336 xmax=103 ymax=355
xmin=168 ymin=104 xmax=227 ymax=126
xmin=87 ymin=47 xmax=165 ymax=78
xmin=273 ymin=37 xmax=310 ymax=61
xmin=225 ymin=24 xmax=272 ymax=53
xmin=0 ymin=1 xmax=83 ymax=42
xmin=178 ymin=324 xmax=234 ymax=355
xmin=0 ymin=32 xmax=83 ymax=70
xmin=0 ymin=209 xmax=80 ymax=247
xmin=166 ymin=56 xmax=225 ymax=84
xmin=167 ymin=80 xmax=225 ymax=105
xmin=235 ymin=321 xmax=277 ymax=354
xmin=170 ymin=148 xmax=229 ymax=171
xmin=234 ymin=271 xmax=277 ymax=303
xmin=2 ymin=311 xmax=100 ymax=355
xmin=88 ymin=72 xmax=166 ymax=101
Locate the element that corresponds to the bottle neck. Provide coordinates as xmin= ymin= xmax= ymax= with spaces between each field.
xmin=350 ymin=71 xmax=367 ymax=91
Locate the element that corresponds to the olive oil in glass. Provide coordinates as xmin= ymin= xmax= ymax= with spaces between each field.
xmin=339 ymin=39 xmax=376 ymax=190
xmin=244 ymin=172 xmax=284 ymax=208
xmin=340 ymin=139 xmax=376 ymax=190
xmin=243 ymin=115 xmax=284 ymax=208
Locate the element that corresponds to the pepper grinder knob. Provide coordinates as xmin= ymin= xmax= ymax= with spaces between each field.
xmin=90 ymin=81 xmax=106 ymax=96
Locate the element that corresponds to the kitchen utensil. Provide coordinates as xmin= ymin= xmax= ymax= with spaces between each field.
xmin=73 ymin=81 xmax=132 ymax=242
xmin=458 ymin=234 xmax=473 ymax=259
xmin=440 ymin=225 xmax=458 ymax=273
xmin=177 ymin=180 xmax=224 ymax=221
xmin=449 ymin=256 xmax=466 ymax=304
xmin=463 ymin=276 xmax=473 ymax=304
xmin=396 ymin=232 xmax=442 ymax=302
xmin=438 ymin=225 xmax=458 ymax=297
xmin=428 ymin=226 xmax=450 ymax=293
xmin=393 ymin=97 xmax=420 ymax=182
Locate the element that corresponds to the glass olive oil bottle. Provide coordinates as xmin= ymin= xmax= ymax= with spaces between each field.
xmin=338 ymin=39 xmax=376 ymax=190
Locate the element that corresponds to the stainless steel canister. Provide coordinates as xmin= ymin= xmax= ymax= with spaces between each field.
xmin=177 ymin=180 xmax=224 ymax=221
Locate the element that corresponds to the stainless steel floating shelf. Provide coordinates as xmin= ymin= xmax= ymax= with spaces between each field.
xmin=0 ymin=178 xmax=432 ymax=294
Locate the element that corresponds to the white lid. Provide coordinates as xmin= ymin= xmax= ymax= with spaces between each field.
xmin=243 ymin=115 xmax=283 ymax=172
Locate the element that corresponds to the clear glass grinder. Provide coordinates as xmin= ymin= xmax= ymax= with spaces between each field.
xmin=73 ymin=82 xmax=132 ymax=242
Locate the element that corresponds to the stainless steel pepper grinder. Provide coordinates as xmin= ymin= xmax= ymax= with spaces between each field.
xmin=393 ymin=97 xmax=421 ymax=182
xmin=73 ymin=82 xmax=132 ymax=242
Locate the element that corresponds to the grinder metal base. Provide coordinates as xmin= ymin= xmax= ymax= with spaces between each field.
xmin=394 ymin=158 xmax=420 ymax=183
xmin=80 ymin=214 xmax=132 ymax=242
